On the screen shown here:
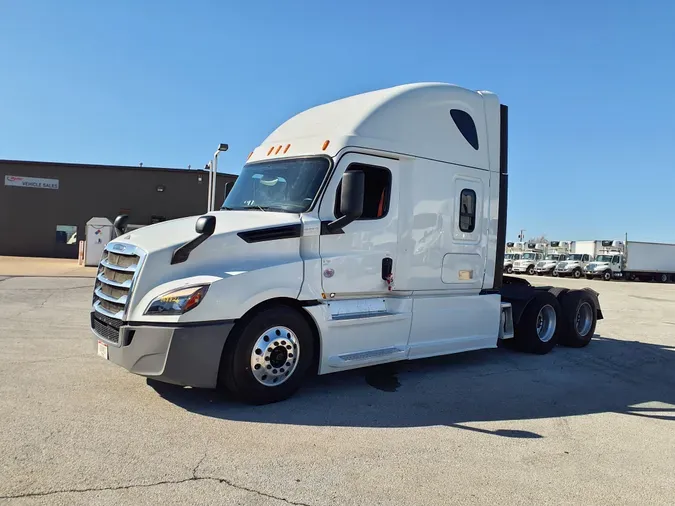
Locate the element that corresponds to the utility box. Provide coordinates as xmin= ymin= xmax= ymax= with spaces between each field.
xmin=85 ymin=217 xmax=113 ymax=266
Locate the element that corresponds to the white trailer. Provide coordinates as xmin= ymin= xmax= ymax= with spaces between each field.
xmin=89 ymin=83 xmax=604 ymax=404
xmin=623 ymin=241 xmax=675 ymax=282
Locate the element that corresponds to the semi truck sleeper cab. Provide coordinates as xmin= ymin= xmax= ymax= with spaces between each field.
xmin=91 ymin=83 xmax=603 ymax=404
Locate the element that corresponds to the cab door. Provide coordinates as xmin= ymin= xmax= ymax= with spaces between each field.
xmin=318 ymin=153 xmax=399 ymax=296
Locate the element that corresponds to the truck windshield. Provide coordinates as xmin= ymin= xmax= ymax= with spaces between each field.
xmin=222 ymin=157 xmax=330 ymax=213
xmin=522 ymin=253 xmax=536 ymax=260
xmin=596 ymin=255 xmax=614 ymax=262
xmin=504 ymin=254 xmax=513 ymax=260
xmin=544 ymin=255 xmax=559 ymax=260
xmin=568 ymin=254 xmax=583 ymax=261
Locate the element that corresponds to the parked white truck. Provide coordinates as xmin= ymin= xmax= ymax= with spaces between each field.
xmin=91 ymin=83 xmax=603 ymax=404
xmin=534 ymin=241 xmax=570 ymax=276
xmin=503 ymin=253 xmax=521 ymax=274
xmin=586 ymin=240 xmax=675 ymax=282
xmin=584 ymin=241 xmax=624 ymax=281
xmin=511 ymin=243 xmax=545 ymax=275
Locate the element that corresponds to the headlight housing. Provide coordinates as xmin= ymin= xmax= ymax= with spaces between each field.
xmin=145 ymin=285 xmax=209 ymax=315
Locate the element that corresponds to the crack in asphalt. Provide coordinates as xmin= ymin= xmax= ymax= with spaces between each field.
xmin=0 ymin=454 xmax=312 ymax=506
xmin=0 ymin=476 xmax=312 ymax=505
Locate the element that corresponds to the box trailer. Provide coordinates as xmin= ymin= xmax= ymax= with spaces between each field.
xmin=90 ymin=83 xmax=604 ymax=404
xmin=624 ymin=241 xmax=675 ymax=282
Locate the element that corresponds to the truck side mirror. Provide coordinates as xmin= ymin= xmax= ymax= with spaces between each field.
xmin=195 ymin=215 xmax=216 ymax=235
xmin=171 ymin=215 xmax=217 ymax=265
xmin=327 ymin=170 xmax=365 ymax=232
xmin=113 ymin=214 xmax=129 ymax=237
xmin=224 ymin=181 xmax=234 ymax=199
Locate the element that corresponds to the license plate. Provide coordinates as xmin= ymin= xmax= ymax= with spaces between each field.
xmin=97 ymin=340 xmax=108 ymax=360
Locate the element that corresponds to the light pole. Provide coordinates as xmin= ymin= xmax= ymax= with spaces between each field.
xmin=210 ymin=143 xmax=228 ymax=211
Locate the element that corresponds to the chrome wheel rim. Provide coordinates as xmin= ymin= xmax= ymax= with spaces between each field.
xmin=575 ymin=302 xmax=593 ymax=336
xmin=536 ymin=304 xmax=556 ymax=342
xmin=250 ymin=326 xmax=299 ymax=387
xmin=661 ymin=274 xmax=668 ymax=283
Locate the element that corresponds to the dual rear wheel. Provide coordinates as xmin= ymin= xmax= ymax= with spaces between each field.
xmin=513 ymin=290 xmax=597 ymax=354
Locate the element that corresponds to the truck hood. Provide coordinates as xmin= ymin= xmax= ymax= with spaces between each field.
xmin=107 ymin=210 xmax=306 ymax=322
xmin=113 ymin=210 xmax=301 ymax=254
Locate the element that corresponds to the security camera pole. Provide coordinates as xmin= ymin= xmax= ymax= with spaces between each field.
xmin=211 ymin=143 xmax=229 ymax=211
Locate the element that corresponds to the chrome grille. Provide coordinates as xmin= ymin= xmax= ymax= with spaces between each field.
xmin=101 ymin=267 xmax=134 ymax=285
xmin=92 ymin=243 xmax=144 ymax=342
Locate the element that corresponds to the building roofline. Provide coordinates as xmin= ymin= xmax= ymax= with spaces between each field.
xmin=0 ymin=159 xmax=236 ymax=177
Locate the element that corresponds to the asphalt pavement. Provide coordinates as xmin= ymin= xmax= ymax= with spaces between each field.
xmin=0 ymin=275 xmax=673 ymax=505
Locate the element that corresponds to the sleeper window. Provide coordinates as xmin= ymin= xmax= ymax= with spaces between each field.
xmin=335 ymin=164 xmax=391 ymax=220
xmin=450 ymin=109 xmax=479 ymax=150
xmin=459 ymin=189 xmax=476 ymax=233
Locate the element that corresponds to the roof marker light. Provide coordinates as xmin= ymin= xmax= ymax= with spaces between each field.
xmin=322 ymin=140 xmax=330 ymax=150
xmin=275 ymin=145 xmax=283 ymax=154
xmin=247 ymin=151 xmax=253 ymax=160
xmin=267 ymin=146 xmax=275 ymax=156
xmin=284 ymin=144 xmax=291 ymax=153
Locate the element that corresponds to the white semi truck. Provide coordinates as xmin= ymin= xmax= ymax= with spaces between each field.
xmin=90 ymin=83 xmax=603 ymax=404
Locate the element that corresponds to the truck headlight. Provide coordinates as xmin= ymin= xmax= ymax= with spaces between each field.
xmin=145 ymin=285 xmax=209 ymax=315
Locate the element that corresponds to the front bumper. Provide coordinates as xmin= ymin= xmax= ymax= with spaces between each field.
xmin=535 ymin=267 xmax=554 ymax=274
xmin=91 ymin=312 xmax=234 ymax=388
xmin=512 ymin=267 xmax=530 ymax=273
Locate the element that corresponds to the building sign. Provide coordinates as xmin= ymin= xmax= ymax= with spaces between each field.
xmin=4 ymin=175 xmax=59 ymax=190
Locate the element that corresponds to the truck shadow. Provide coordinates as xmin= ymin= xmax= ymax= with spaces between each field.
xmin=148 ymin=335 xmax=674 ymax=436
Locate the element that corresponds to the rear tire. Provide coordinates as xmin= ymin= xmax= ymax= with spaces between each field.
xmin=559 ymin=291 xmax=597 ymax=348
xmin=218 ymin=305 xmax=315 ymax=405
xmin=514 ymin=292 xmax=562 ymax=354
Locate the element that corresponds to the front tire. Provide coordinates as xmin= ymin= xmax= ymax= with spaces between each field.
xmin=602 ymin=270 xmax=612 ymax=281
xmin=506 ymin=266 xmax=513 ymax=274
xmin=552 ymin=270 xmax=559 ymax=277
xmin=514 ymin=292 xmax=562 ymax=354
xmin=559 ymin=291 xmax=597 ymax=348
xmin=660 ymin=273 xmax=669 ymax=283
xmin=572 ymin=268 xmax=582 ymax=279
xmin=218 ymin=306 xmax=315 ymax=405
xmin=527 ymin=265 xmax=536 ymax=276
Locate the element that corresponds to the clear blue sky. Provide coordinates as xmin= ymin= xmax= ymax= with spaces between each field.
xmin=1 ymin=0 xmax=674 ymax=242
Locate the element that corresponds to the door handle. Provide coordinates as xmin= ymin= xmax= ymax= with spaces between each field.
xmin=381 ymin=257 xmax=393 ymax=280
